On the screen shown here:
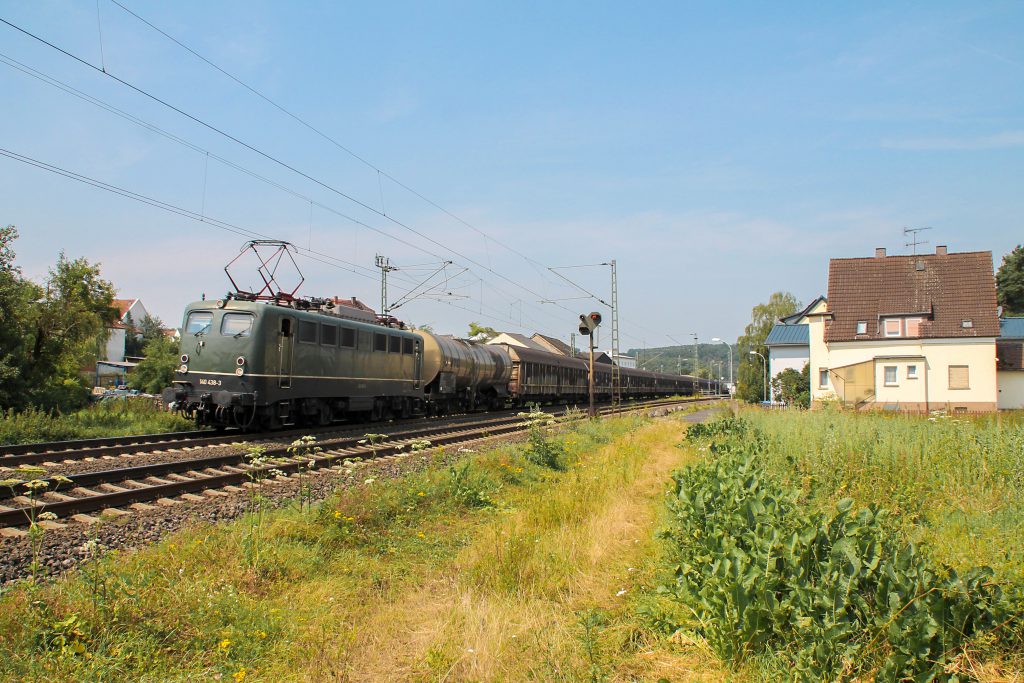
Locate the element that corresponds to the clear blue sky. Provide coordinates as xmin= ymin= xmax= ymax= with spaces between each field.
xmin=2 ymin=1 xmax=1021 ymax=351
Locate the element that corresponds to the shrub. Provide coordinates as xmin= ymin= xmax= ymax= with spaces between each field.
xmin=659 ymin=446 xmax=1019 ymax=681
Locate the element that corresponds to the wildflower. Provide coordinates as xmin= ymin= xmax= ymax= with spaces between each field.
xmin=417 ymin=532 xmax=425 ymax=538
xmin=219 ymin=639 xmax=231 ymax=650
xmin=333 ymin=511 xmax=342 ymax=519
xmin=417 ymin=491 xmax=425 ymax=497
xmin=23 ymin=479 xmax=49 ymax=491
xmin=233 ymin=669 xmax=247 ymax=682
xmin=37 ymin=511 xmax=58 ymax=521
xmin=364 ymin=478 xmax=375 ymax=485
xmin=616 ymin=589 xmax=628 ymax=597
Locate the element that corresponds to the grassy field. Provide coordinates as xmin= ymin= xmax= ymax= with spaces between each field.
xmin=671 ymin=407 xmax=1024 ymax=681
xmin=4 ymin=404 xmax=1018 ymax=681
xmin=0 ymin=407 xmax=727 ymax=682
xmin=0 ymin=400 xmax=195 ymax=445
xmin=730 ymin=408 xmax=1024 ymax=583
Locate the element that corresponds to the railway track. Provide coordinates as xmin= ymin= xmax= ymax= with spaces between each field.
xmin=0 ymin=397 xmax=723 ymax=529
xmin=0 ymin=396 xmax=702 ymax=468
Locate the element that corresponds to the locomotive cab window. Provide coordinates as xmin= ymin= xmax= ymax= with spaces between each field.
xmin=340 ymin=327 xmax=356 ymax=348
xmin=321 ymin=324 xmax=338 ymax=347
xmin=402 ymin=338 xmax=414 ymax=355
xmin=298 ymin=320 xmax=318 ymax=344
xmin=220 ymin=312 xmax=254 ymax=337
xmin=389 ymin=336 xmax=401 ymax=354
xmin=374 ymin=333 xmax=387 ymax=352
xmin=280 ymin=318 xmax=292 ymax=337
xmin=186 ymin=311 xmax=213 ymax=335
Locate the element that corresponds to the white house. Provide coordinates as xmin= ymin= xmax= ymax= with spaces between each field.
xmin=104 ymin=298 xmax=150 ymax=363
xmin=764 ymin=296 xmax=824 ymax=401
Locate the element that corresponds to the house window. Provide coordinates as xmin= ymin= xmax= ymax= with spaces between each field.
xmin=856 ymin=321 xmax=867 ymax=335
xmin=949 ymin=365 xmax=970 ymax=390
xmin=907 ymin=365 xmax=918 ymax=380
xmin=905 ymin=318 xmax=923 ymax=336
xmin=883 ymin=319 xmax=902 ymax=337
xmin=962 ymin=319 xmax=973 ymax=329
xmin=884 ymin=366 xmax=898 ymax=386
xmin=818 ymin=368 xmax=829 ymax=388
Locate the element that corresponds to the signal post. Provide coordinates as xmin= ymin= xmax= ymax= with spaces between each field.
xmin=578 ymin=311 xmax=602 ymax=417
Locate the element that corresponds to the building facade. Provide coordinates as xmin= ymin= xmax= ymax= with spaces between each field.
xmin=809 ymin=247 xmax=999 ymax=413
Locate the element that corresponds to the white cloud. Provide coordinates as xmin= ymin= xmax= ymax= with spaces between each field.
xmin=881 ymin=131 xmax=1024 ymax=151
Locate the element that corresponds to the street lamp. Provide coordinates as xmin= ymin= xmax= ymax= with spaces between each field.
xmin=711 ymin=337 xmax=733 ymax=392
xmin=749 ymin=350 xmax=767 ymax=403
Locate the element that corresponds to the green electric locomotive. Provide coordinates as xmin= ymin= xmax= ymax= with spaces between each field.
xmin=163 ymin=298 xmax=423 ymax=429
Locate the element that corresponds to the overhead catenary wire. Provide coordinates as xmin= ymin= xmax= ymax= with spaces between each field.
xmin=0 ymin=16 xmax=575 ymax=327
xmin=108 ymin=0 xmax=556 ymax=280
xmin=1 ymin=14 xmax=670 ymax=343
xmin=0 ymin=146 xmax=412 ymax=290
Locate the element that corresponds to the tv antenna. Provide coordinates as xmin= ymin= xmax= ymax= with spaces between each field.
xmin=903 ymin=226 xmax=932 ymax=255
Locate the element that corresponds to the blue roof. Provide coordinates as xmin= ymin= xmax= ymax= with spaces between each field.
xmin=1001 ymin=317 xmax=1024 ymax=339
xmin=765 ymin=323 xmax=809 ymax=346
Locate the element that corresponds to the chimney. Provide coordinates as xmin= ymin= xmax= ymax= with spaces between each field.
xmin=936 ymin=245 xmax=947 ymax=255
xmin=875 ymin=247 xmax=886 ymax=258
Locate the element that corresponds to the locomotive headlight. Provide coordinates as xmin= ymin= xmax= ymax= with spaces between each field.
xmin=178 ymin=364 xmax=189 ymax=374
xmin=235 ymin=367 xmax=244 ymax=376
xmin=236 ymin=356 xmax=246 ymax=366
xmin=180 ymin=354 xmax=189 ymax=363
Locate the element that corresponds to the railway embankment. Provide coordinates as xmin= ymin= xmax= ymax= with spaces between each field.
xmin=0 ymin=406 xmax=722 ymax=681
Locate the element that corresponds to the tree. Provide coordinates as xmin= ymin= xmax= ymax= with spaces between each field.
xmin=736 ymin=291 xmax=801 ymax=403
xmin=130 ymin=335 xmax=179 ymax=394
xmin=996 ymin=245 xmax=1024 ymax=316
xmin=770 ymin=363 xmax=810 ymax=407
xmin=0 ymin=230 xmax=119 ymax=411
xmin=467 ymin=321 xmax=498 ymax=341
xmin=26 ymin=252 xmax=118 ymax=410
xmin=0 ymin=226 xmax=42 ymax=409
xmin=125 ymin=313 xmax=166 ymax=357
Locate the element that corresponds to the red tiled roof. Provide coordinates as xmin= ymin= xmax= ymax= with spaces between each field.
xmin=331 ymin=297 xmax=376 ymax=314
xmin=112 ymin=298 xmax=137 ymax=320
xmin=825 ymin=250 xmax=999 ymax=342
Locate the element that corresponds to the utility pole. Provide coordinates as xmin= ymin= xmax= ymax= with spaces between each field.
xmin=375 ymin=254 xmax=397 ymax=317
xmin=610 ymin=259 xmax=621 ymax=410
xmin=588 ymin=331 xmax=596 ymax=418
xmin=692 ymin=334 xmax=699 ymax=386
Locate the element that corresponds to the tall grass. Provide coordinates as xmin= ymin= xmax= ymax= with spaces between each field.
xmin=0 ymin=400 xmax=194 ymax=444
xmin=734 ymin=409 xmax=1024 ymax=581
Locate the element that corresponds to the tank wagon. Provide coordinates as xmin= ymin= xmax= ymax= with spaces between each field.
xmin=163 ymin=297 xmax=722 ymax=429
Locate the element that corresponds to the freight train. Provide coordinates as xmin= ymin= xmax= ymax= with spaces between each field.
xmin=162 ymin=296 xmax=722 ymax=430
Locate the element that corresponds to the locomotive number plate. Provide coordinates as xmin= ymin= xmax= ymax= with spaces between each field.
xmin=199 ymin=378 xmax=222 ymax=386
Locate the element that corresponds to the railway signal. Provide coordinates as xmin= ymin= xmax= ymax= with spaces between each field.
xmin=578 ymin=312 xmax=602 ymax=418
xmin=578 ymin=311 xmax=602 ymax=335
